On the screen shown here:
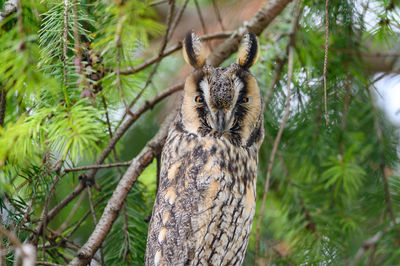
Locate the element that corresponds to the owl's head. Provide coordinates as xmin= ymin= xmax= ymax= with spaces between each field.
xmin=180 ymin=31 xmax=263 ymax=147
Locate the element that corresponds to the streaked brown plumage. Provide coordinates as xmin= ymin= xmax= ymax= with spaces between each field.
xmin=145 ymin=31 xmax=264 ymax=266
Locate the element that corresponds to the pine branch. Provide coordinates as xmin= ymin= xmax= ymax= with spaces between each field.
xmin=69 ymin=110 xmax=176 ymax=265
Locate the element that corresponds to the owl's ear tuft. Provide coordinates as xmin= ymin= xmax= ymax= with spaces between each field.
xmin=237 ymin=32 xmax=259 ymax=69
xmin=183 ymin=31 xmax=206 ymax=69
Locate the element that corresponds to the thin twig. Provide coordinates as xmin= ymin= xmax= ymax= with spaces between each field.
xmin=0 ymin=86 xmax=7 ymax=127
xmin=194 ymin=0 xmax=208 ymax=35
xmin=323 ymin=0 xmax=329 ymax=126
xmin=116 ymin=31 xmax=232 ymax=75
xmin=0 ymin=225 xmax=26 ymax=257
xmin=46 ymin=183 xmax=86 ymax=227
xmin=122 ymin=202 xmax=130 ymax=263
xmin=65 ymin=196 xmax=106 ymax=239
xmin=87 ymin=187 xmax=105 ymax=266
xmin=16 ymin=190 xmax=36 ymax=233
xmin=150 ymin=0 xmax=168 ymax=6
xmin=56 ymin=190 xmax=86 ymax=234
xmin=62 ymin=0 xmax=69 ymax=88
xmin=354 ymin=217 xmax=400 ymax=263
xmin=124 ymin=0 xmax=176 ymax=114
xmin=207 ymin=0 xmax=293 ymax=66
xmin=42 ymin=84 xmax=181 ymax=231
xmin=366 ymin=87 xmax=396 ymax=225
xmin=211 ymin=0 xmax=225 ymax=31
xmin=168 ymin=0 xmax=189 ymax=40
xmin=36 ymin=261 xmax=63 ymax=266
xmin=38 ymin=174 xmax=63 ymax=260
xmin=0 ymin=214 xmax=4 ymax=266
xmin=85 ymin=82 xmax=183 ymax=181
xmin=254 ymin=45 xmax=294 ymax=265
xmin=65 ymin=161 xmax=132 ymax=173
xmin=72 ymin=0 xmax=85 ymax=88
xmin=115 ymin=7 xmax=131 ymax=111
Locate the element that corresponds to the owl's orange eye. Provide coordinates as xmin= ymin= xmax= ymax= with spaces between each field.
xmin=195 ymin=96 xmax=204 ymax=103
xmin=241 ymin=97 xmax=249 ymax=103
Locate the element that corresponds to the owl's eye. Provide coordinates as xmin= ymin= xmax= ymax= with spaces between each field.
xmin=240 ymin=96 xmax=249 ymax=103
xmin=195 ymin=95 xmax=204 ymax=103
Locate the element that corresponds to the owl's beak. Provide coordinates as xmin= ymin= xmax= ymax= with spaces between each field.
xmin=216 ymin=109 xmax=226 ymax=135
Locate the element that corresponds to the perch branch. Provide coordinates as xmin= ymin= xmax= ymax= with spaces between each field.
xmin=69 ymin=111 xmax=176 ymax=265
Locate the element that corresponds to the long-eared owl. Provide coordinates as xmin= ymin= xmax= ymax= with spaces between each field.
xmin=145 ymin=31 xmax=264 ymax=266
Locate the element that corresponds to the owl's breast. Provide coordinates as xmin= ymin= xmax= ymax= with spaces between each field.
xmin=147 ymin=130 xmax=258 ymax=265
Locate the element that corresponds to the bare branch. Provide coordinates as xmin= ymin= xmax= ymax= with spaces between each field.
xmin=194 ymin=0 xmax=208 ymax=35
xmin=207 ymin=0 xmax=293 ymax=66
xmin=116 ymin=31 xmax=232 ymax=76
xmin=118 ymin=0 xmax=177 ymax=124
xmin=65 ymin=196 xmax=106 ymax=239
xmin=211 ymin=0 xmax=225 ymax=31
xmin=56 ymin=191 xmax=86 ymax=234
xmin=0 ymin=225 xmax=25 ymax=255
xmin=354 ymin=217 xmax=400 ymax=263
xmin=87 ymin=187 xmax=105 ymax=266
xmin=46 ymin=183 xmax=86 ymax=224
xmin=36 ymin=261 xmax=63 ymax=266
xmin=85 ymin=82 xmax=183 ymax=181
xmin=169 ymin=0 xmax=189 ymax=39
xmin=69 ymin=111 xmax=177 ymax=265
xmin=64 ymin=161 xmax=131 ymax=172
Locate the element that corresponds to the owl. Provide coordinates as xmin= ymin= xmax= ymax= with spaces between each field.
xmin=145 ymin=31 xmax=264 ymax=266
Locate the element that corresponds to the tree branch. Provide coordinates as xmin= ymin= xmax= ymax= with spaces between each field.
xmin=69 ymin=111 xmax=176 ymax=265
xmin=115 ymin=31 xmax=232 ymax=76
xmin=64 ymin=161 xmax=132 ymax=172
xmin=207 ymin=0 xmax=293 ymax=66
